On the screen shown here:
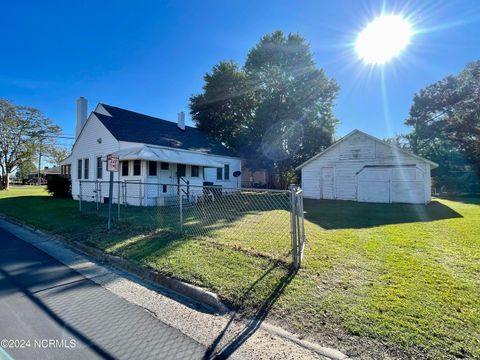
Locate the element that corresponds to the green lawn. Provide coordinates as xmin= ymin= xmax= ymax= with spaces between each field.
xmin=1 ymin=186 xmax=479 ymax=359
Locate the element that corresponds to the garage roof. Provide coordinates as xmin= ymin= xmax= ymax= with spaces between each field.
xmin=295 ymin=129 xmax=439 ymax=170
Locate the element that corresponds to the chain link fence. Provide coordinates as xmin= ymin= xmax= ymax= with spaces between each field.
xmin=79 ymin=180 xmax=305 ymax=267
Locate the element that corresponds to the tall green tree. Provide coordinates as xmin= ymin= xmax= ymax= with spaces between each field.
xmin=405 ymin=61 xmax=480 ymax=178
xmin=190 ymin=31 xmax=339 ymax=188
xmin=0 ymin=98 xmax=60 ymax=189
xmin=190 ymin=61 xmax=256 ymax=152
xmin=245 ymin=32 xmax=339 ymax=187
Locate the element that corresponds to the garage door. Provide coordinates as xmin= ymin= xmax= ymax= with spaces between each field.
xmin=357 ymin=166 xmax=425 ymax=204
xmin=357 ymin=168 xmax=390 ymax=203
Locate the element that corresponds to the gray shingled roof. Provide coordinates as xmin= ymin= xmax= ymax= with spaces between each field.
xmin=95 ymin=104 xmax=237 ymax=157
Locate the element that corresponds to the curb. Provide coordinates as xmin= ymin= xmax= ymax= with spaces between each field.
xmin=260 ymin=322 xmax=349 ymax=360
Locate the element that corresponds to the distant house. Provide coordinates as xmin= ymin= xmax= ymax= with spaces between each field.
xmin=241 ymin=160 xmax=271 ymax=188
xmin=60 ymin=155 xmax=72 ymax=179
xmin=296 ymin=130 xmax=438 ymax=204
xmin=64 ymin=97 xmax=241 ymax=205
xmin=26 ymin=166 xmax=62 ymax=183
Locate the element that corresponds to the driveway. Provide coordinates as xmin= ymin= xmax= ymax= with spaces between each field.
xmin=0 ymin=227 xmax=205 ymax=360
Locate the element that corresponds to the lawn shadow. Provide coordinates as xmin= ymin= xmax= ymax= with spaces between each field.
xmin=203 ymin=262 xmax=296 ymax=359
xmin=304 ymin=199 xmax=463 ymax=230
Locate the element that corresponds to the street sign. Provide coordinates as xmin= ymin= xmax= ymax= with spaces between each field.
xmin=107 ymin=154 xmax=119 ymax=172
xmin=106 ymin=154 xmax=119 ymax=230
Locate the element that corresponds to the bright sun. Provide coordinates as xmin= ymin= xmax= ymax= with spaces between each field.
xmin=356 ymin=14 xmax=412 ymax=64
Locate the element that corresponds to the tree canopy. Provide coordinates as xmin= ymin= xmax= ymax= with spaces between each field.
xmin=190 ymin=31 xmax=339 ymax=188
xmin=0 ymin=98 xmax=61 ymax=189
xmin=405 ymin=61 xmax=480 ymax=193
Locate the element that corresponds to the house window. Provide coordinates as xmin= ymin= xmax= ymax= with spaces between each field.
xmin=162 ymin=185 xmax=167 ymax=193
xmin=224 ymin=164 xmax=230 ymax=180
xmin=216 ymin=168 xmax=223 ymax=180
xmin=148 ymin=161 xmax=157 ymax=176
xmin=177 ymin=164 xmax=186 ymax=177
xmin=96 ymin=157 xmax=103 ymax=179
xmin=77 ymin=159 xmax=82 ymax=179
xmin=133 ymin=160 xmax=141 ymax=176
xmin=121 ymin=161 xmax=129 ymax=176
xmin=84 ymin=158 xmax=89 ymax=179
xmin=191 ymin=165 xmax=199 ymax=177
xmin=161 ymin=162 xmax=169 ymax=170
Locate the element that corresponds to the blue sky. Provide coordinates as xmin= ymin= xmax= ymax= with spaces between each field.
xmin=1 ymin=0 xmax=480 ymax=149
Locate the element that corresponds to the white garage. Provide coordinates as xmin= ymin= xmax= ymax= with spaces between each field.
xmin=296 ymin=130 xmax=438 ymax=204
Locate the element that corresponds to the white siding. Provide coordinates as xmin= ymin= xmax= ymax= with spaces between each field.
xmin=71 ymin=114 xmax=120 ymax=199
xmin=204 ymin=158 xmax=242 ymax=189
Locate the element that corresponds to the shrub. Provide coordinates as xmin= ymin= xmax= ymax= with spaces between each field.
xmin=46 ymin=176 xmax=71 ymax=198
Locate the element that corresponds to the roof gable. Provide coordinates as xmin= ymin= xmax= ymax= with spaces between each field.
xmin=296 ymin=129 xmax=438 ymax=170
xmin=94 ymin=104 xmax=237 ymax=158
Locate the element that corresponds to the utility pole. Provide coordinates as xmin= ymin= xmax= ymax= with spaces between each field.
xmin=37 ymin=138 xmax=42 ymax=186
xmin=37 ymin=131 xmax=45 ymax=186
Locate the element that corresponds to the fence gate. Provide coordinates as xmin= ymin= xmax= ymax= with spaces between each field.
xmin=290 ymin=185 xmax=306 ymax=269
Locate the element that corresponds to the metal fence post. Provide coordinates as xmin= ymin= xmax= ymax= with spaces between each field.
xmin=179 ymin=183 xmax=183 ymax=234
xmin=299 ymin=190 xmax=305 ymax=264
xmin=95 ymin=180 xmax=99 ymax=211
xmin=79 ymin=180 xmax=83 ymax=211
xmin=117 ymin=180 xmax=121 ymax=220
xmin=123 ymin=181 xmax=127 ymax=206
xmin=289 ymin=184 xmax=298 ymax=268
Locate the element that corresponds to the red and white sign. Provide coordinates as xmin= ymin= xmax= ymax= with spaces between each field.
xmin=107 ymin=154 xmax=119 ymax=172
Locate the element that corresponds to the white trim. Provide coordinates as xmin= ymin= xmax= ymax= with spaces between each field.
xmin=295 ymin=129 xmax=438 ymax=170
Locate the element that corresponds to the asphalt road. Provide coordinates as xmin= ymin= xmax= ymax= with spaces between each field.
xmin=0 ymin=227 xmax=206 ymax=360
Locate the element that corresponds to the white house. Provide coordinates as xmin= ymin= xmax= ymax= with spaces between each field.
xmin=66 ymin=97 xmax=241 ymax=206
xmin=296 ymin=130 xmax=438 ymax=204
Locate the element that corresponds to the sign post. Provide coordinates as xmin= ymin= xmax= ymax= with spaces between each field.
xmin=106 ymin=154 xmax=119 ymax=230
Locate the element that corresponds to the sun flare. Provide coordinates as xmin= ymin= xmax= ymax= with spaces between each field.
xmin=356 ymin=15 xmax=412 ymax=64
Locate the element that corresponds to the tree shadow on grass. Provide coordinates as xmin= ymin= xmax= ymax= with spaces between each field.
xmin=304 ymin=199 xmax=463 ymax=230
xmin=203 ymin=262 xmax=297 ymax=359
